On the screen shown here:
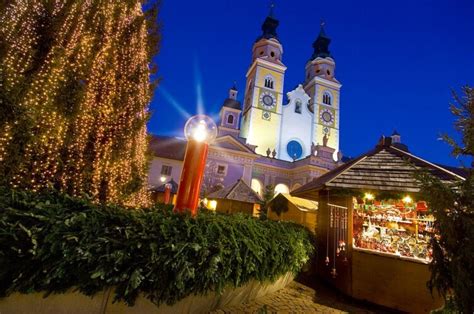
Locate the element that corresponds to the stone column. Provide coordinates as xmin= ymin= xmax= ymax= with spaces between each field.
xmin=242 ymin=163 xmax=253 ymax=186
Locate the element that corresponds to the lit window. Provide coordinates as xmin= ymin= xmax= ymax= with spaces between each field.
xmin=161 ymin=165 xmax=172 ymax=176
xmin=227 ymin=114 xmax=234 ymax=124
xmin=251 ymin=178 xmax=262 ymax=195
xmin=274 ymin=183 xmax=290 ymax=195
xmin=295 ymin=100 xmax=302 ymax=114
xmin=323 ymin=91 xmax=332 ymax=105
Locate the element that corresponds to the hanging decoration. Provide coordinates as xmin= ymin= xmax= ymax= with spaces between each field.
xmin=325 ymin=191 xmax=330 ymax=266
xmin=328 ymin=203 xmax=349 ymax=278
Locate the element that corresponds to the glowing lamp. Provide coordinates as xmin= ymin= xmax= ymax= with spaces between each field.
xmin=364 ymin=193 xmax=375 ymax=201
xmin=174 ymin=115 xmax=217 ymax=216
xmin=160 ymin=176 xmax=166 ymax=183
xmin=403 ymin=195 xmax=413 ymax=204
xmin=209 ymin=200 xmax=217 ymax=211
xmin=184 ymin=115 xmax=217 ymax=144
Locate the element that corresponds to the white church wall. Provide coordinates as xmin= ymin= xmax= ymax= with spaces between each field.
xmin=278 ymin=85 xmax=312 ymax=161
xmin=148 ymin=157 xmax=183 ymax=187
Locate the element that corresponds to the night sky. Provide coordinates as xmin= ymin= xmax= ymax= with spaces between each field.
xmin=148 ymin=0 xmax=474 ymax=167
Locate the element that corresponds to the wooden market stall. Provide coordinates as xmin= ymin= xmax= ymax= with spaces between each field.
xmin=292 ymin=137 xmax=465 ymax=313
xmin=267 ymin=193 xmax=318 ymax=233
xmin=207 ymin=179 xmax=262 ymax=216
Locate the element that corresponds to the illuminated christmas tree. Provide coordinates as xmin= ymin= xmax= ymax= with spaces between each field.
xmin=0 ymin=1 xmax=159 ymax=206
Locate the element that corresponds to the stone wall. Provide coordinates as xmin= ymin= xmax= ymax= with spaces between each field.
xmin=0 ymin=273 xmax=294 ymax=314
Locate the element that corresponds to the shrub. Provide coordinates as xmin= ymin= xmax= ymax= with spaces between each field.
xmin=0 ymin=188 xmax=314 ymax=306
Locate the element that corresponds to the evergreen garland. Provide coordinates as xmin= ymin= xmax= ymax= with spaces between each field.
xmin=0 ymin=188 xmax=314 ymax=306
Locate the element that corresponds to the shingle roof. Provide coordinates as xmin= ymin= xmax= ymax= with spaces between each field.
xmin=273 ymin=193 xmax=318 ymax=212
xmin=149 ymin=135 xmax=186 ymax=160
xmin=208 ymin=179 xmax=262 ymax=204
xmin=292 ymin=138 xmax=465 ymax=199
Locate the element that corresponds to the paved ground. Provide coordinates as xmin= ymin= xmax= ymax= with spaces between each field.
xmin=211 ymin=280 xmax=396 ymax=314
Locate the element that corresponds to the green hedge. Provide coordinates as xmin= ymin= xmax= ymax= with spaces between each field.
xmin=0 ymin=189 xmax=314 ymax=306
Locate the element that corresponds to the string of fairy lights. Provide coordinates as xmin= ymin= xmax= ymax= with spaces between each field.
xmin=0 ymin=1 xmax=153 ymax=206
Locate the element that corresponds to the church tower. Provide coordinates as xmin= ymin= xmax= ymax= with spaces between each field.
xmin=217 ymin=84 xmax=242 ymax=137
xmin=240 ymin=9 xmax=287 ymax=157
xmin=304 ymin=23 xmax=341 ymax=158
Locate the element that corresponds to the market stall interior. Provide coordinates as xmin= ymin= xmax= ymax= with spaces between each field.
xmin=292 ymin=135 xmax=466 ymax=313
xmin=353 ymin=195 xmax=433 ymax=262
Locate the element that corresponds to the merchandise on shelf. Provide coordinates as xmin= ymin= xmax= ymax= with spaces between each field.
xmin=352 ymin=198 xmax=434 ymax=263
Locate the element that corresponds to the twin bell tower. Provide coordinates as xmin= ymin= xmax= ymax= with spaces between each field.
xmin=237 ymin=7 xmax=342 ymax=162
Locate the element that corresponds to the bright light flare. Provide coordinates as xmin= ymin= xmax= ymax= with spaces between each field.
xmin=403 ymin=195 xmax=413 ymax=204
xmin=158 ymin=87 xmax=191 ymax=119
xmin=209 ymin=200 xmax=217 ymax=211
xmin=184 ymin=115 xmax=217 ymax=143
xmin=364 ymin=193 xmax=375 ymax=201
xmin=193 ymin=121 xmax=207 ymax=142
xmin=194 ymin=58 xmax=205 ymax=116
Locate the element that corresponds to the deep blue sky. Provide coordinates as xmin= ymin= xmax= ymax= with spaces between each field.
xmin=148 ymin=0 xmax=474 ymax=166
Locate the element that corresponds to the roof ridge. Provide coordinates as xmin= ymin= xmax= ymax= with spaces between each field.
xmin=239 ymin=179 xmax=263 ymax=201
xmin=225 ymin=179 xmax=241 ymax=198
xmin=389 ymin=146 xmax=466 ymax=181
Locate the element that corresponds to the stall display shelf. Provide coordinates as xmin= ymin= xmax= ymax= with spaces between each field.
xmin=353 ymin=202 xmax=433 ymax=263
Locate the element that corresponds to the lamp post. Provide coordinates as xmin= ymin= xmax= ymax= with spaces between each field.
xmin=174 ymin=115 xmax=217 ymax=216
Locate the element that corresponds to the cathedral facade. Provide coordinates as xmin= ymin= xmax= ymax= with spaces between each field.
xmin=149 ymin=11 xmax=344 ymax=197
xmin=238 ymin=14 xmax=341 ymax=162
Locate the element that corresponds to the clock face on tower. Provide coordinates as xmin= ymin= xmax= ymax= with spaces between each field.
xmin=319 ymin=108 xmax=334 ymax=126
xmin=259 ymin=91 xmax=276 ymax=110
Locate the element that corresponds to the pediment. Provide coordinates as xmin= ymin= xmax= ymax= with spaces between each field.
xmin=211 ymin=135 xmax=255 ymax=154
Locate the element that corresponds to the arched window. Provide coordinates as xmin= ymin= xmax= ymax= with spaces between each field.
xmin=295 ymin=100 xmax=302 ymax=114
xmin=251 ymin=178 xmax=263 ymax=195
xmin=322 ymin=91 xmax=332 ymax=105
xmin=227 ymin=114 xmax=234 ymax=124
xmin=274 ymin=183 xmax=290 ymax=195
xmin=264 ymin=76 xmax=274 ymax=89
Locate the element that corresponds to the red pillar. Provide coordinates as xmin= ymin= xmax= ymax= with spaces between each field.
xmin=174 ymin=139 xmax=209 ymax=216
xmin=163 ymin=183 xmax=172 ymax=204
